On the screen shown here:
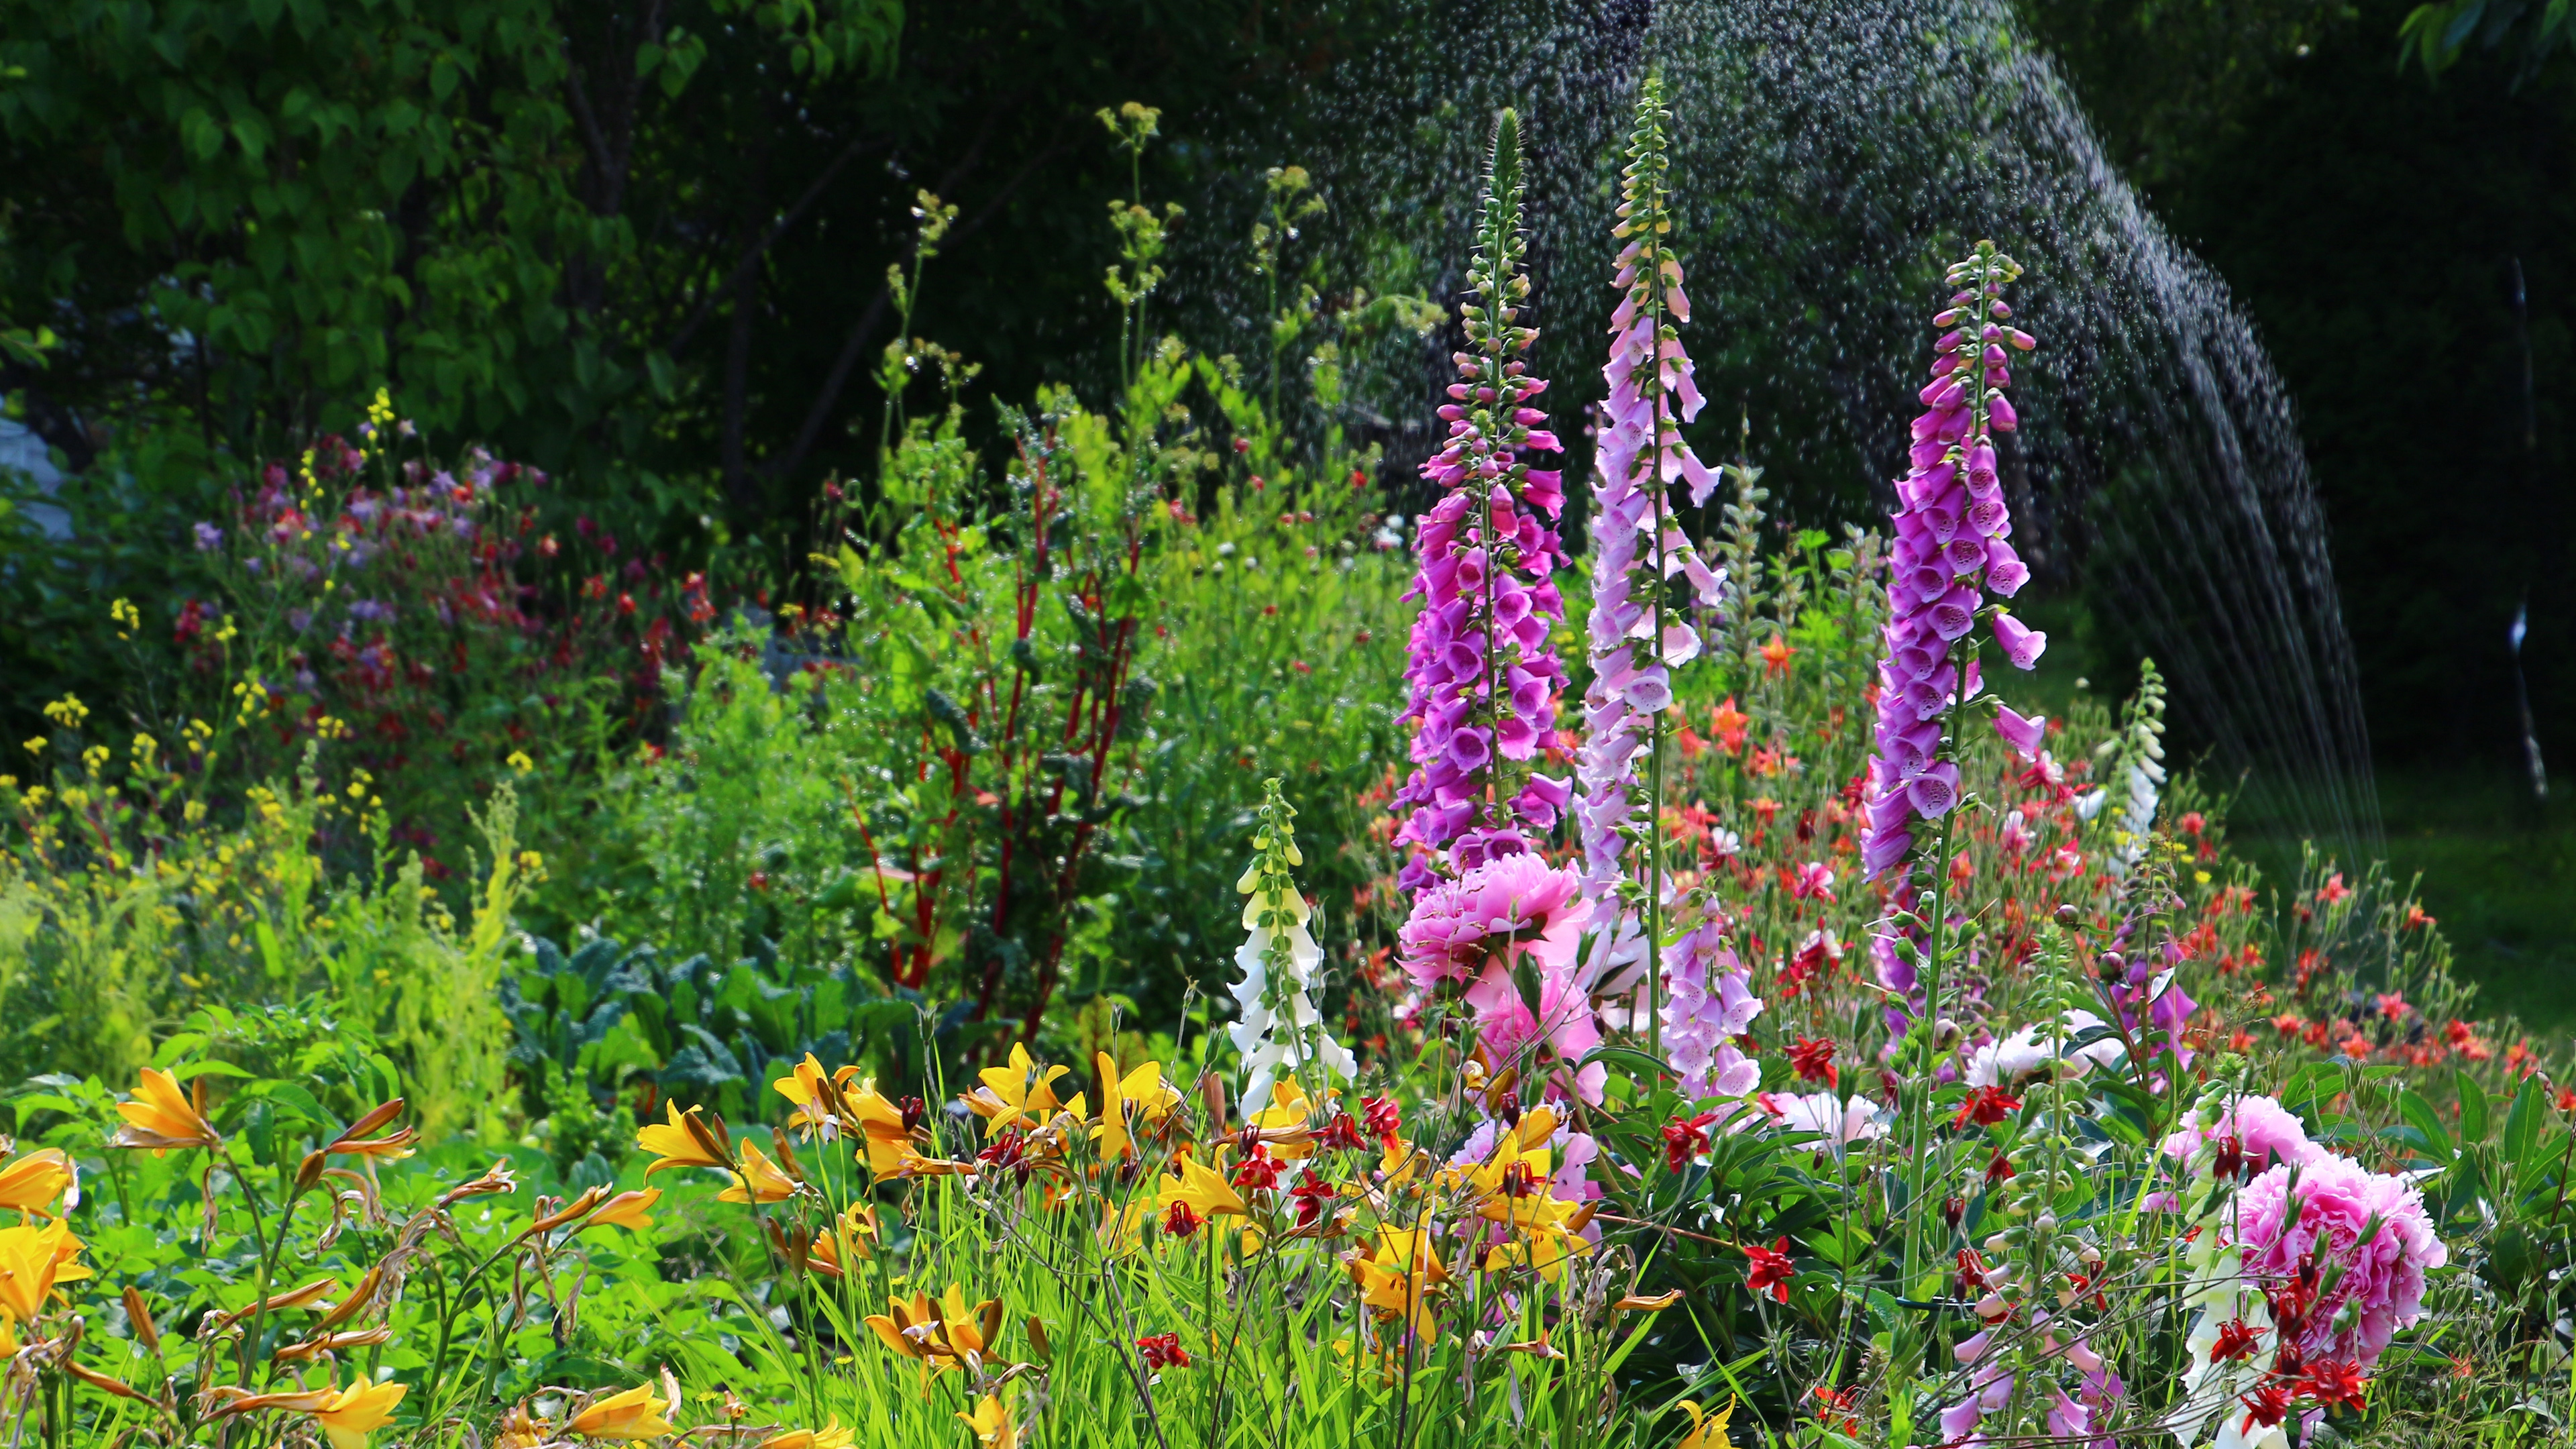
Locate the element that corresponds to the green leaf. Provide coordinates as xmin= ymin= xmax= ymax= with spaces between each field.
xmin=2503 ymin=1077 xmax=2544 ymax=1175
xmin=2396 ymin=1089 xmax=2454 ymax=1162
xmin=181 ymin=108 xmax=225 ymax=160
xmin=2456 ymin=1068 xmax=2491 ymax=1146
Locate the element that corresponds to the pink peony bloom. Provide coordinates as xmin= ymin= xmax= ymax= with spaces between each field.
xmin=2224 ymin=1154 xmax=2447 ymax=1367
xmin=2161 ymin=1094 xmax=2323 ymax=1177
xmin=1396 ymin=854 xmax=1589 ymax=992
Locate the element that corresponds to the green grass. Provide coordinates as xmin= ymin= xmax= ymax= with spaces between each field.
xmin=2370 ymin=765 xmax=2576 ymax=1039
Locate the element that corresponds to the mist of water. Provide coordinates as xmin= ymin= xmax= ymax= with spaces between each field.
xmin=1168 ymin=0 xmax=2380 ymax=857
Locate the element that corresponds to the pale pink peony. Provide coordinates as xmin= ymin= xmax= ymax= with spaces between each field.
xmin=2224 ymin=1154 xmax=2447 ymax=1367
xmin=1396 ymin=854 xmax=1590 ymax=991
xmin=2161 ymin=1094 xmax=2323 ymax=1177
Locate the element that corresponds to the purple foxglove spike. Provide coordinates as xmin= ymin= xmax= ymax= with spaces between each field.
xmin=1984 ymin=539 xmax=2029 ymax=598
xmin=1991 ymin=610 xmax=2047 ymax=669
xmin=1994 ymin=702 xmax=2045 ymax=759
xmin=1988 ymin=392 xmax=2019 ymax=432
xmin=1967 ymin=494 xmax=2010 ymax=537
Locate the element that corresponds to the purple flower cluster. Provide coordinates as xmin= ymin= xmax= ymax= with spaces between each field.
xmin=1860 ymin=242 xmax=2044 ymax=880
xmin=1391 ymin=111 xmax=1572 ymax=891
xmin=1575 ymin=76 xmax=1725 ymax=938
xmin=1661 ymin=898 xmax=1762 ymax=1098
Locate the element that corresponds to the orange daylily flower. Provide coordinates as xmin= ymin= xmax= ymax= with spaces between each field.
xmin=308 ymin=1377 xmax=409 ymax=1449
xmin=965 ymin=1044 xmax=1070 ymax=1137
xmin=637 ymin=1103 xmax=731 ymax=1177
xmin=0 ymin=1148 xmax=74 ymax=1215
xmin=758 ymin=1421 xmax=853 ymax=1449
xmin=958 ymin=1393 xmax=1017 ymax=1448
xmin=0 ymin=1220 xmax=89 ymax=1321
xmin=113 ymin=1067 xmax=220 ymax=1155
xmin=585 ymin=1188 xmax=661 ymax=1233
xmin=568 ymin=1384 xmax=677 ymax=1440
xmin=717 ymin=1138 xmax=798 ymax=1204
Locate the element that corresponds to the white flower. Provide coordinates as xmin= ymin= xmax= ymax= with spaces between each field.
xmin=1228 ymin=782 xmax=1353 ymax=1110
xmin=1963 ymin=1010 xmax=2125 ymax=1087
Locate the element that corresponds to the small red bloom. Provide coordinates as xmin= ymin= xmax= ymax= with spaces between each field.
xmin=1231 ymin=1146 xmax=1281 ymax=1191
xmin=2210 ymin=1318 xmax=2263 ymax=1363
xmin=1952 ymin=1085 xmax=2023 ymax=1130
xmin=1161 ymin=1201 xmax=1203 ymax=1238
xmin=2298 ymin=1359 xmax=2367 ymax=1413
xmin=1745 ymin=1237 xmax=1796 ymax=1303
xmin=1136 ymin=1333 xmax=1192 ymax=1371
xmin=1790 ymin=1036 xmax=1839 ymax=1088
xmin=1361 ymin=1095 xmax=1403 ymax=1150
xmin=1313 ymin=1112 xmax=1366 ymax=1152
xmin=2239 ymin=1383 xmax=2291 ymax=1433
xmin=1662 ymin=1112 xmax=1720 ymax=1172
xmin=1290 ymin=1167 xmax=1336 ymax=1229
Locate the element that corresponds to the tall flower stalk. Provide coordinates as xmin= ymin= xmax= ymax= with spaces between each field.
xmin=1858 ymin=240 xmax=2042 ymax=1286
xmin=1391 ymin=109 xmax=1572 ymax=892
xmin=1228 ymin=778 xmax=1352 ymax=1112
xmin=1575 ymin=75 xmax=1725 ymax=1053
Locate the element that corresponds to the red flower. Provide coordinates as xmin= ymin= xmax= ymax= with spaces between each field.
xmin=1289 ymin=1167 xmax=1336 ymax=1230
xmin=1231 ymin=1146 xmax=1281 ymax=1191
xmin=1136 ymin=1333 xmax=1191 ymax=1371
xmin=1361 ymin=1095 xmax=1403 ymax=1151
xmin=1790 ymin=1037 xmax=1839 ymax=1088
xmin=1983 ymin=1149 xmax=2015 ymax=1187
xmin=2238 ymin=1384 xmax=2291 ymax=1433
xmin=1662 ymin=1112 xmax=1719 ymax=1172
xmin=2210 ymin=1318 xmax=2263 ymax=1363
xmin=2297 ymin=1359 xmax=2367 ymax=1413
xmin=1951 ymin=1085 xmax=2023 ymax=1130
xmin=1745 ymin=1238 xmax=1796 ymax=1303
xmin=1161 ymin=1201 xmax=1204 ymax=1239
xmin=1313 ymin=1112 xmax=1366 ymax=1152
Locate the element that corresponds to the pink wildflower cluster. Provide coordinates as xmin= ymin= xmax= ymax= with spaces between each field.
xmin=1660 ymin=898 xmax=1762 ymax=1098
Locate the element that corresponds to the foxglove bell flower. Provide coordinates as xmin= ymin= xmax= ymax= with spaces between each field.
xmin=1661 ymin=898 xmax=1762 ymax=1098
xmin=1576 ymin=75 xmax=1727 ymax=939
xmin=1391 ymin=109 xmax=1571 ymax=885
xmin=1228 ymin=781 xmax=1354 ymax=1112
xmin=2104 ymin=659 xmax=2168 ymax=878
xmin=1858 ymin=241 xmax=2044 ymax=882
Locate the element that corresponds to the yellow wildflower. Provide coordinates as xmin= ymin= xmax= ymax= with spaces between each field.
xmin=717 ymin=1138 xmax=798 ymax=1204
xmin=309 ymin=1377 xmax=409 ymax=1449
xmin=1092 ymin=1052 xmax=1180 ymax=1161
xmin=1674 ymin=1397 xmax=1737 ymax=1449
xmin=957 ymin=1393 xmax=1017 ymax=1448
xmin=1156 ymin=1151 xmax=1248 ymax=1222
xmin=759 ymin=1421 xmax=853 ymax=1449
xmin=637 ymin=1103 xmax=731 ymax=1177
xmin=0 ymin=1148 xmax=74 ymax=1215
xmin=1346 ymin=1225 xmax=1450 ymax=1343
xmin=806 ymin=1205 xmax=879 ymax=1279
xmin=568 ymin=1384 xmax=678 ymax=1440
xmin=113 ymin=1067 xmax=221 ymax=1155
xmin=965 ymin=1044 xmax=1069 ymax=1137
xmin=0 ymin=1220 xmax=89 ymax=1321
xmin=864 ymin=1284 xmax=1002 ymax=1375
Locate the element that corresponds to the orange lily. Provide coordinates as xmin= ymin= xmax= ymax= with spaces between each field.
xmin=759 ymin=1421 xmax=853 ymax=1449
xmin=1157 ymin=1152 xmax=1247 ymax=1222
xmin=568 ymin=1383 xmax=677 ymax=1440
xmin=717 ymin=1138 xmax=798 ymax=1204
xmin=957 ymin=1393 xmax=1016 ymax=1448
xmin=113 ymin=1067 xmax=220 ymax=1155
xmin=637 ymin=1103 xmax=730 ymax=1177
xmin=0 ymin=1148 xmax=74 ymax=1215
xmin=585 ymin=1187 xmax=661 ymax=1233
xmin=806 ymin=1205 xmax=879 ymax=1279
xmin=965 ymin=1044 xmax=1069 ymax=1137
xmin=0 ymin=1220 xmax=89 ymax=1321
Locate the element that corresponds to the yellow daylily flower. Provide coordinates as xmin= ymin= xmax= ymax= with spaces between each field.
xmin=806 ymin=1205 xmax=879 ymax=1279
xmin=1674 ymin=1396 xmax=1737 ymax=1449
xmin=113 ymin=1067 xmax=221 ymax=1155
xmin=568 ymin=1384 xmax=677 ymax=1440
xmin=844 ymin=1079 xmax=920 ymax=1175
xmin=309 ymin=1377 xmax=409 ymax=1449
xmin=1092 ymin=1053 xmax=1181 ymax=1162
xmin=636 ymin=1103 xmax=730 ymax=1177
xmin=0 ymin=1148 xmax=74 ymax=1215
xmin=1248 ymin=1078 xmax=1318 ymax=1161
xmin=966 ymin=1044 xmax=1070 ymax=1138
xmin=772 ymin=1054 xmax=854 ymax=1139
xmin=1346 ymin=1225 xmax=1450 ymax=1343
xmin=0 ymin=1220 xmax=88 ymax=1322
xmin=957 ymin=1393 xmax=1016 ymax=1448
xmin=718 ymin=1138 xmax=798 ymax=1204
xmin=584 ymin=1188 xmax=661 ymax=1233
xmin=759 ymin=1421 xmax=853 ymax=1449
xmin=862 ymin=1284 xmax=1002 ymax=1375
xmin=1157 ymin=1152 xmax=1247 ymax=1222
